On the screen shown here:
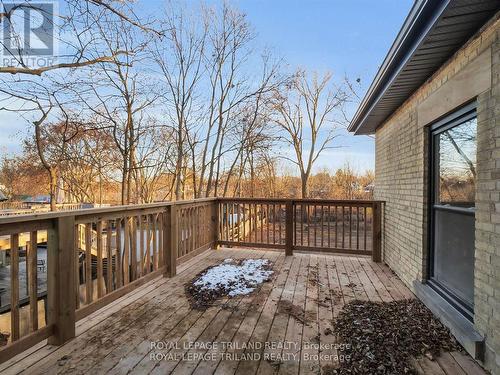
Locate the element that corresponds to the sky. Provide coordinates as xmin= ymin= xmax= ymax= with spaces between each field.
xmin=0 ymin=0 xmax=414 ymax=174
xmin=233 ymin=0 xmax=414 ymax=173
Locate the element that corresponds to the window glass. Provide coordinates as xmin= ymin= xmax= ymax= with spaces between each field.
xmin=437 ymin=117 xmax=477 ymax=207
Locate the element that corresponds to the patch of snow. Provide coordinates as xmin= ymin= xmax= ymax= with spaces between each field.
xmin=193 ymin=258 xmax=274 ymax=297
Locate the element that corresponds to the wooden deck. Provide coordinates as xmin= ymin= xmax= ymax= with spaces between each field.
xmin=0 ymin=248 xmax=486 ymax=375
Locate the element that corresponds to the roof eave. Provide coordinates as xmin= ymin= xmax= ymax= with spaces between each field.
xmin=348 ymin=0 xmax=450 ymax=135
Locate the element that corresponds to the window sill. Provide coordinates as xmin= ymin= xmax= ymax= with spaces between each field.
xmin=413 ymin=280 xmax=484 ymax=361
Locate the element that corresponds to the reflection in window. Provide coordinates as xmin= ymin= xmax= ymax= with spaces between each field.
xmin=437 ymin=118 xmax=477 ymax=207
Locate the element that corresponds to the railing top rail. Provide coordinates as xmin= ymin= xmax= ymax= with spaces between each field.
xmin=0 ymin=197 xmax=384 ymax=225
xmin=293 ymin=199 xmax=383 ymax=206
xmin=0 ymin=197 xmax=217 ymax=225
xmin=217 ymin=197 xmax=384 ymax=205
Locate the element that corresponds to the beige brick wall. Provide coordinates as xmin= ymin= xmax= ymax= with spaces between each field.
xmin=475 ymin=26 xmax=500 ymax=373
xmin=374 ymin=14 xmax=500 ymax=374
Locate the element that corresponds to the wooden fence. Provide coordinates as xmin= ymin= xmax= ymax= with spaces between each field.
xmin=0 ymin=197 xmax=382 ymax=363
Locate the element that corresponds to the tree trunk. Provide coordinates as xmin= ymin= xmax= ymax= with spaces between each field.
xmin=49 ymin=166 xmax=58 ymax=211
xmin=99 ymin=173 xmax=103 ymax=205
xmin=250 ymin=162 xmax=255 ymax=198
xmin=301 ymin=173 xmax=309 ymax=199
xmin=175 ymin=126 xmax=183 ymax=200
xmin=121 ymin=152 xmax=128 ymax=205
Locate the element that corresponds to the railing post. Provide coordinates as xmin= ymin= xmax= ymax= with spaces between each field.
xmin=285 ymin=200 xmax=294 ymax=256
xmin=372 ymin=202 xmax=382 ymax=263
xmin=164 ymin=204 xmax=177 ymax=278
xmin=213 ymin=200 xmax=219 ymax=249
xmin=47 ymin=216 xmax=76 ymax=345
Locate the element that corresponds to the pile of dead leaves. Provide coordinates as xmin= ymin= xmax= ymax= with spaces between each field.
xmin=185 ymin=279 xmax=228 ymax=310
xmin=330 ymin=299 xmax=462 ymax=374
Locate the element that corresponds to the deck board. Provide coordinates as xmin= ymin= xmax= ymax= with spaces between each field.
xmin=213 ymin=252 xmax=292 ymax=375
xmin=191 ymin=252 xmax=286 ymax=375
xmin=278 ymin=254 xmax=308 ymax=375
xmin=299 ymin=255 xmax=320 ymax=375
xmin=29 ymin=253 xmax=216 ymax=374
xmin=316 ymin=255 xmax=336 ymax=371
xmin=1 ymin=248 xmax=487 ymax=375
xmin=233 ymin=253 xmax=294 ymax=375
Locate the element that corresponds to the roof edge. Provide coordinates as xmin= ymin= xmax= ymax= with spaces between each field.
xmin=348 ymin=0 xmax=450 ymax=135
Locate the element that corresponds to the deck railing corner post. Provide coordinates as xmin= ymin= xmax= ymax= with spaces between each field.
xmin=372 ymin=202 xmax=382 ymax=263
xmin=213 ymin=199 xmax=219 ymax=249
xmin=47 ymin=215 xmax=76 ymax=346
xmin=285 ymin=200 xmax=294 ymax=256
xmin=164 ymin=204 xmax=177 ymax=278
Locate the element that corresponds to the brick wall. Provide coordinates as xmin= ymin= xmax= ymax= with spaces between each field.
xmin=374 ymin=14 xmax=500 ymax=373
xmin=474 ymin=26 xmax=500 ymax=373
xmin=375 ymin=109 xmax=426 ymax=287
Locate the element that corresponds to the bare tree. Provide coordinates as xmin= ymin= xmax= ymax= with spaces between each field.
xmin=0 ymin=154 xmax=48 ymax=199
xmin=75 ymin=13 xmax=159 ymax=204
xmin=223 ymin=94 xmax=277 ymax=197
xmin=28 ymin=111 xmax=82 ymax=209
xmin=2 ymin=1 xmax=368 ymax=206
xmin=58 ymin=121 xmax=118 ymax=203
xmin=153 ymin=3 xmax=207 ymax=200
xmin=0 ymin=0 xmax=159 ymax=75
xmin=0 ymin=0 xmax=162 ymax=208
xmin=197 ymin=5 xmax=282 ymax=198
xmin=273 ymin=71 xmax=350 ymax=198
xmin=134 ymin=120 xmax=177 ymax=203
xmin=154 ymin=3 xmax=282 ymax=199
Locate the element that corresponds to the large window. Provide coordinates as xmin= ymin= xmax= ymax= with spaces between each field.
xmin=429 ymin=103 xmax=477 ymax=320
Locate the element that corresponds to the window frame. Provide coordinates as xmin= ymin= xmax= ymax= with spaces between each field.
xmin=427 ymin=100 xmax=477 ymax=321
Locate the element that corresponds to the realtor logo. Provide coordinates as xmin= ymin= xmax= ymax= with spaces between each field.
xmin=2 ymin=1 xmax=55 ymax=57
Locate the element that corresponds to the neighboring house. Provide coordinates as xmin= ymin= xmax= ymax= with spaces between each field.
xmin=25 ymin=195 xmax=51 ymax=204
xmin=349 ymin=1 xmax=500 ymax=373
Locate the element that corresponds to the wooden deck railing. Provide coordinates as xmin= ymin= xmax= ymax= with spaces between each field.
xmin=0 ymin=197 xmax=382 ymax=363
xmin=0 ymin=203 xmax=110 ymax=217
xmin=217 ymin=198 xmax=382 ymax=259
xmin=0 ymin=202 xmax=33 ymax=210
